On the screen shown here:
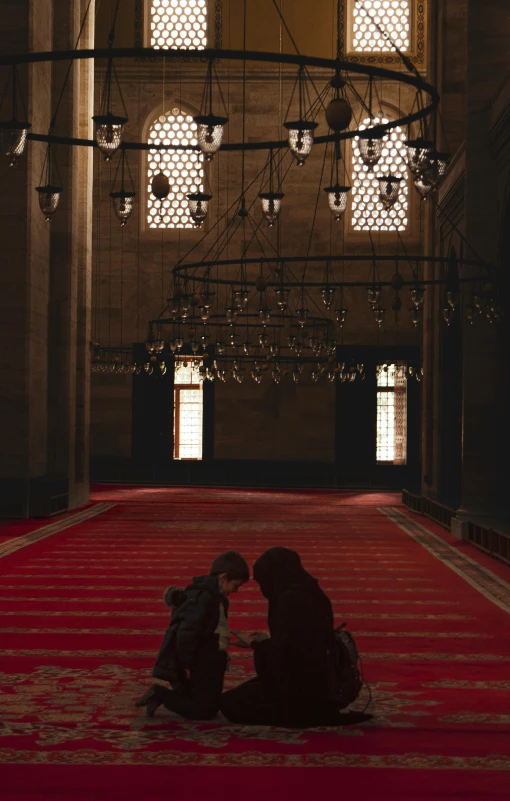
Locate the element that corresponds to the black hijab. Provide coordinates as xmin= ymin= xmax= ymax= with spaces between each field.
xmin=253 ymin=547 xmax=316 ymax=601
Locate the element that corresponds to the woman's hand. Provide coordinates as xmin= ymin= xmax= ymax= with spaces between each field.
xmin=231 ymin=631 xmax=254 ymax=648
xmin=250 ymin=631 xmax=270 ymax=643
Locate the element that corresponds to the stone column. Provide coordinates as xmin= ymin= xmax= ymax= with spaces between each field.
xmin=0 ymin=0 xmax=94 ymax=517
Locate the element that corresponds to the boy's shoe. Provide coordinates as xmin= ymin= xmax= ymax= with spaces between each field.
xmin=135 ymin=685 xmax=158 ymax=708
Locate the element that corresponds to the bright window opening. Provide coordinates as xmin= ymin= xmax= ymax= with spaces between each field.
xmin=376 ymin=362 xmax=407 ymax=464
xmin=147 ymin=110 xmax=203 ymax=229
xmin=174 ymin=359 xmax=203 ymax=459
xmin=352 ymin=0 xmax=411 ymax=52
xmin=149 ymin=0 xmax=208 ymax=50
xmin=352 ymin=117 xmax=409 ymax=232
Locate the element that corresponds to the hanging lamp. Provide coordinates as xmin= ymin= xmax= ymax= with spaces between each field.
xmin=284 ymin=68 xmax=318 ymax=166
xmin=0 ymin=67 xmax=31 ymax=167
xmin=378 ymin=175 xmax=402 ymax=209
xmin=35 ymin=142 xmax=62 ymax=222
xmin=259 ymin=150 xmax=284 ymax=226
xmin=92 ymin=3 xmax=127 ymax=161
xmin=194 ymin=61 xmax=228 ymax=161
xmin=109 ymin=149 xmax=136 ymax=226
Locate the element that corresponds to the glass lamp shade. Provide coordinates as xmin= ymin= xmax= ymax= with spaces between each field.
xmin=35 ymin=184 xmax=62 ymax=221
xmin=92 ymin=113 xmax=127 ymax=161
xmin=404 ymin=138 xmax=435 ymax=176
xmin=410 ymin=307 xmax=422 ymax=327
xmin=110 ymin=190 xmax=136 ymax=226
xmin=311 ymin=370 xmax=320 ymax=383
xmin=216 ymin=341 xmax=226 ymax=354
xmin=234 ymin=289 xmax=249 ymax=309
xmin=225 ymin=306 xmax=238 ymax=324
xmin=296 ymin=307 xmax=308 ymax=327
xmin=413 ymin=174 xmax=435 ymax=199
xmin=259 ymin=331 xmax=269 ymax=347
xmin=377 ymin=175 xmax=402 ymax=209
xmin=199 ymin=306 xmax=210 ymax=321
xmin=259 ymin=307 xmax=271 ymax=326
xmin=427 ymin=151 xmax=450 ymax=189
xmin=324 ymin=184 xmax=351 ymax=220
xmin=358 ymin=127 xmax=384 ymax=168
xmin=187 ymin=192 xmax=212 ymax=226
xmin=283 ymin=120 xmax=318 ymax=165
xmin=321 ymin=286 xmax=335 ymax=309
xmin=335 ymin=307 xmax=348 ymax=326
xmin=276 ymin=288 xmax=289 ymax=310
xmin=295 ymin=343 xmax=303 ymax=356
xmin=410 ymin=286 xmax=425 ymax=308
xmin=193 ymin=113 xmax=228 ymax=160
xmin=367 ymin=286 xmax=381 ymax=306
xmin=269 ymin=343 xmax=280 ymax=357
xmin=287 ymin=335 xmax=296 ymax=348
xmin=1 ymin=122 xmax=31 ymax=167
xmin=243 ymin=341 xmax=252 ymax=355
xmin=259 ymin=191 xmax=284 ymax=226
xmin=373 ymin=307 xmax=386 ymax=327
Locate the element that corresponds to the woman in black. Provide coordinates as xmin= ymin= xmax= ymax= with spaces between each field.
xmin=220 ymin=547 xmax=371 ymax=727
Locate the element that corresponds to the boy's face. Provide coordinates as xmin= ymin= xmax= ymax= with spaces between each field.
xmin=218 ymin=574 xmax=245 ymax=595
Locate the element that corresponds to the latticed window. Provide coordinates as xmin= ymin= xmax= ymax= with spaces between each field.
xmin=147 ymin=109 xmax=203 ymax=229
xmin=149 ymin=0 xmax=208 ymax=49
xmin=376 ymin=363 xmax=407 ymax=464
xmin=351 ymin=0 xmax=411 ymax=52
xmin=174 ymin=359 xmax=203 ymax=459
xmin=351 ymin=117 xmax=408 ymax=232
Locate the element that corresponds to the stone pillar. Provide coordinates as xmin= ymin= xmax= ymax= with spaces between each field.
xmin=451 ymin=0 xmax=510 ymax=533
xmin=47 ymin=0 xmax=94 ymax=510
xmin=0 ymin=0 xmax=94 ymax=517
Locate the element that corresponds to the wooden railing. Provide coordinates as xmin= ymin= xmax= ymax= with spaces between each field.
xmin=467 ymin=522 xmax=510 ymax=567
xmin=402 ymin=490 xmax=455 ymax=530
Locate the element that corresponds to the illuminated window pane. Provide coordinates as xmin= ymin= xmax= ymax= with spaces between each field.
xmin=352 ymin=1 xmax=410 ymax=52
xmin=174 ymin=359 xmax=203 ymax=460
xmin=150 ymin=0 xmax=208 ymax=50
xmin=147 ymin=111 xmax=203 ymax=229
xmin=376 ymin=363 xmax=407 ymax=464
xmin=352 ymin=117 xmax=408 ymax=232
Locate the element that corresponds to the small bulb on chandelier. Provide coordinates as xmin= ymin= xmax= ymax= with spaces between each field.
xmin=410 ymin=307 xmax=422 ymax=328
xmin=410 ymin=286 xmax=425 ymax=308
xmin=335 ymin=308 xmax=348 ymax=327
xmin=284 ymin=120 xmax=318 ymax=166
xmin=296 ymin=308 xmax=308 ymax=327
xmin=442 ymin=308 xmax=454 ymax=326
xmin=373 ymin=307 xmax=386 ymax=328
xmin=287 ymin=335 xmax=297 ymax=349
xmin=234 ymin=289 xmax=249 ymax=310
xmin=92 ymin=113 xmax=127 ymax=161
xmin=225 ymin=306 xmax=238 ymax=324
xmin=276 ymin=288 xmax=289 ymax=310
xmin=367 ymin=286 xmax=381 ymax=307
xmin=321 ymin=287 xmax=335 ymax=309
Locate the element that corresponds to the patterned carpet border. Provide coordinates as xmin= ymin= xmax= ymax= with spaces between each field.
xmin=1 ymin=749 xmax=509 ymax=769
xmin=0 ymin=504 xmax=116 ymax=559
xmin=380 ymin=508 xmax=510 ymax=615
xmin=1 ymin=648 xmax=507 ymax=661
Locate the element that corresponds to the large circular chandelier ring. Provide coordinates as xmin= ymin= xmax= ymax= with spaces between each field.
xmin=173 ymin=254 xmax=490 ymax=287
xmin=0 ymin=48 xmax=439 ymax=153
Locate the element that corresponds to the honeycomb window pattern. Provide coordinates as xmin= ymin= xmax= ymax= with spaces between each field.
xmin=352 ymin=0 xmax=410 ymax=52
xmin=351 ymin=117 xmax=408 ymax=232
xmin=150 ymin=0 xmax=208 ymax=50
xmin=147 ymin=111 xmax=203 ymax=229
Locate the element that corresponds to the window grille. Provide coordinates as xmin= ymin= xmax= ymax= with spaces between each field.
xmin=147 ymin=110 xmax=203 ymax=229
xmin=376 ymin=363 xmax=407 ymax=464
xmin=149 ymin=0 xmax=208 ymax=50
xmin=174 ymin=359 xmax=203 ymax=459
xmin=352 ymin=0 xmax=411 ymax=52
xmin=352 ymin=117 xmax=408 ymax=232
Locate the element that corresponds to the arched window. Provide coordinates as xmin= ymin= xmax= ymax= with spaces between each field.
xmin=147 ymin=108 xmax=203 ymax=229
xmin=351 ymin=116 xmax=409 ymax=232
xmin=351 ymin=0 xmax=410 ymax=52
xmin=148 ymin=0 xmax=208 ymax=50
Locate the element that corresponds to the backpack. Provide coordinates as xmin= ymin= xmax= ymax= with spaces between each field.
xmin=328 ymin=622 xmax=364 ymax=708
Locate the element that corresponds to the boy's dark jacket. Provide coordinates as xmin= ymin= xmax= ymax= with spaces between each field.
xmin=152 ymin=575 xmax=229 ymax=682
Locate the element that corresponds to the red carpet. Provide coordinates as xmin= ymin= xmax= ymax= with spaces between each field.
xmin=1 ymin=486 xmax=509 ymax=799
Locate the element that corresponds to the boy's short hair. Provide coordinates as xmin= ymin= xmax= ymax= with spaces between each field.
xmin=210 ymin=551 xmax=250 ymax=583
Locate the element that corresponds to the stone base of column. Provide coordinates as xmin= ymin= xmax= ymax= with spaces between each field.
xmin=0 ymin=477 xmax=71 ymax=519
